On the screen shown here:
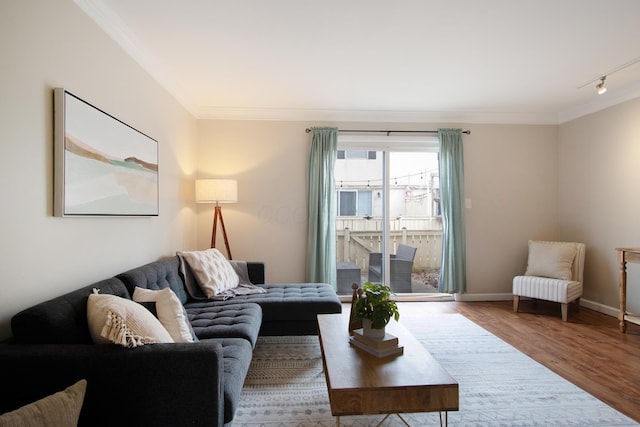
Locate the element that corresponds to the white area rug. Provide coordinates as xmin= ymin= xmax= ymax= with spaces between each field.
xmin=233 ymin=313 xmax=638 ymax=426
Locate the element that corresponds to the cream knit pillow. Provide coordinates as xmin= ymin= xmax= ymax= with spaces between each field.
xmin=87 ymin=290 xmax=173 ymax=348
xmin=177 ymin=248 xmax=239 ymax=298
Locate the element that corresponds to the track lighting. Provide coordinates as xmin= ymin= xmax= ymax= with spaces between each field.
xmin=596 ymin=76 xmax=607 ymax=95
xmin=578 ymin=55 xmax=640 ymax=95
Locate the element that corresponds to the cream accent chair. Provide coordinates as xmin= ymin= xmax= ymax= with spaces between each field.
xmin=513 ymin=240 xmax=586 ymax=322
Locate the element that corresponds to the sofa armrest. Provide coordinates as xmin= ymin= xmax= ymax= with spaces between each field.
xmin=247 ymin=262 xmax=265 ymax=284
xmin=0 ymin=342 xmax=225 ymax=427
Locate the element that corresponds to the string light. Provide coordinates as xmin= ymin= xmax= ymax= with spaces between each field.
xmin=335 ymin=169 xmax=437 ymax=186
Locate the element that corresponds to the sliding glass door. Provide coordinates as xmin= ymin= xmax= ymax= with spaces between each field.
xmin=334 ymin=136 xmax=442 ymax=295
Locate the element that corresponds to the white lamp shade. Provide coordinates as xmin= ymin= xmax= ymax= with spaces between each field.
xmin=195 ymin=179 xmax=238 ymax=203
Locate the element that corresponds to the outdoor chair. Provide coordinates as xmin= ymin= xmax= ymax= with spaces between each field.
xmin=513 ymin=240 xmax=586 ymax=322
xmin=368 ymin=244 xmax=417 ymax=293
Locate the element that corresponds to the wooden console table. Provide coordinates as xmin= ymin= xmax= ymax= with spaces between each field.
xmin=616 ymin=247 xmax=640 ymax=332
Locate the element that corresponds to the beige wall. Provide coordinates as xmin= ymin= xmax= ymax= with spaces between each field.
xmin=198 ymin=121 xmax=559 ymax=293
xmin=0 ymin=1 xmax=198 ymax=339
xmin=559 ymin=97 xmax=640 ymax=312
xmin=4 ymin=1 xmax=636 ymax=341
xmin=197 ymin=121 xmax=310 ymax=283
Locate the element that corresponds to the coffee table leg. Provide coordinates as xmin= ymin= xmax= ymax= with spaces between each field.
xmin=375 ymin=414 xmax=410 ymax=427
xmin=336 ymin=415 xmax=340 ymax=427
xmin=395 ymin=414 xmax=410 ymax=426
xmin=439 ymin=411 xmax=448 ymax=427
xmin=375 ymin=414 xmax=392 ymax=426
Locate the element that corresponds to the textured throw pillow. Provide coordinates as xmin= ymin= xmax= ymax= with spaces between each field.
xmin=525 ymin=240 xmax=577 ymax=280
xmin=177 ymin=248 xmax=239 ymax=298
xmin=133 ymin=287 xmax=197 ymax=343
xmin=87 ymin=290 xmax=173 ymax=348
xmin=0 ymin=379 xmax=87 ymax=427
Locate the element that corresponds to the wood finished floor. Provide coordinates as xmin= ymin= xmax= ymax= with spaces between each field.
xmin=390 ymin=300 xmax=640 ymax=423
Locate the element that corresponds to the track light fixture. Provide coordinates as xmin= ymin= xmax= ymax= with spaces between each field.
xmin=578 ymin=56 xmax=640 ymax=95
xmin=596 ymin=76 xmax=607 ymax=95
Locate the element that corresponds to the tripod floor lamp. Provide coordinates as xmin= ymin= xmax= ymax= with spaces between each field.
xmin=195 ymin=179 xmax=237 ymax=259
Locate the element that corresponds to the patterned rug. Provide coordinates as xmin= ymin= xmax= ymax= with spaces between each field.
xmin=233 ymin=313 xmax=638 ymax=426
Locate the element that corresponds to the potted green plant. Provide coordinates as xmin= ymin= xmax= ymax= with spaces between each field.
xmin=354 ymin=282 xmax=400 ymax=339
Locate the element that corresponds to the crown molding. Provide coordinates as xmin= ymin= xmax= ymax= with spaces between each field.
xmin=195 ymin=106 xmax=561 ymax=125
xmin=73 ymin=0 xmax=640 ymax=126
xmin=73 ymin=0 xmax=198 ymax=116
xmin=558 ymin=83 xmax=640 ymax=123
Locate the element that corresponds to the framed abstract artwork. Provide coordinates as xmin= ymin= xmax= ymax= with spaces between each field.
xmin=53 ymin=88 xmax=159 ymax=216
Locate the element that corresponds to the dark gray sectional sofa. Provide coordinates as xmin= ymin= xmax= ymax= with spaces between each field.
xmin=0 ymin=256 xmax=341 ymax=426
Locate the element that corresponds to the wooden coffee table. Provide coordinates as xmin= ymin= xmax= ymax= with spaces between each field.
xmin=317 ymin=313 xmax=458 ymax=426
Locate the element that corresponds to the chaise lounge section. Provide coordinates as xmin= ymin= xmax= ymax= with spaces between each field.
xmin=1 ymin=254 xmax=341 ymax=426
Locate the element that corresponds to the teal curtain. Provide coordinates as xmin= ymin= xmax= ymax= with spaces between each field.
xmin=306 ymin=127 xmax=338 ymax=286
xmin=438 ymin=128 xmax=467 ymax=294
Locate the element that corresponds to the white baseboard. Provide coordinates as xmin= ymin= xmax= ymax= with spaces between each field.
xmin=578 ymin=298 xmax=619 ymax=318
xmin=454 ymin=294 xmax=619 ymax=319
xmin=341 ymin=292 xmax=620 ymax=319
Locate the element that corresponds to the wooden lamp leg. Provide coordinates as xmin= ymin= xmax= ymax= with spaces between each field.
xmin=210 ymin=204 xmax=233 ymax=260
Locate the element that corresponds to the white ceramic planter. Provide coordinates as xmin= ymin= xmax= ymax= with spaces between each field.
xmin=362 ymin=318 xmax=386 ymax=339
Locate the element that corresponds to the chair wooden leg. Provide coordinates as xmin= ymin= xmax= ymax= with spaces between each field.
xmin=575 ymin=298 xmax=580 ymax=312
xmin=513 ymin=296 xmax=520 ymax=313
xmin=561 ymin=303 xmax=568 ymax=322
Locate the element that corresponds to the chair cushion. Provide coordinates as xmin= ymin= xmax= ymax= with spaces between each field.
xmin=525 ymin=241 xmax=577 ymax=280
xmin=513 ymin=275 xmax=582 ymax=303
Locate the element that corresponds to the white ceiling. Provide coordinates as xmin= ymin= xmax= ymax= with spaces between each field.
xmin=76 ymin=0 xmax=640 ymax=124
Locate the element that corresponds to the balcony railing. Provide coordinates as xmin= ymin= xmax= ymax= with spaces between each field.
xmin=336 ymin=217 xmax=442 ymax=273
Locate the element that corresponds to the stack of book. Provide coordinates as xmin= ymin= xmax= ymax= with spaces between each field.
xmin=349 ymin=328 xmax=404 ymax=358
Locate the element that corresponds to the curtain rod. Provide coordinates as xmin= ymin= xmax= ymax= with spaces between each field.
xmin=305 ymin=128 xmax=471 ymax=135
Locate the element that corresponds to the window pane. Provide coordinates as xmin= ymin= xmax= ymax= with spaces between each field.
xmin=347 ymin=150 xmax=367 ymax=159
xmin=339 ymin=191 xmax=356 ymax=216
xmin=358 ymin=190 xmax=372 ymax=216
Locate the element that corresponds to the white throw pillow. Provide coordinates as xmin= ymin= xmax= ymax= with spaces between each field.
xmin=132 ymin=287 xmax=195 ymax=343
xmin=525 ymin=240 xmax=577 ymax=280
xmin=87 ymin=291 xmax=173 ymax=348
xmin=177 ymin=248 xmax=239 ymax=298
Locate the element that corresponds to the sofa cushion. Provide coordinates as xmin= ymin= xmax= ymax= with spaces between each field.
xmin=11 ymin=278 xmax=129 ymax=344
xmin=214 ymin=283 xmax=341 ymax=322
xmin=0 ymin=379 xmax=86 ymax=427
xmin=185 ymin=302 xmax=262 ymax=347
xmin=203 ymin=337 xmax=254 ymax=424
xmin=116 ymin=257 xmax=190 ymax=305
xmin=132 ymin=287 xmax=197 ymax=343
xmin=87 ymin=292 xmax=173 ymax=347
